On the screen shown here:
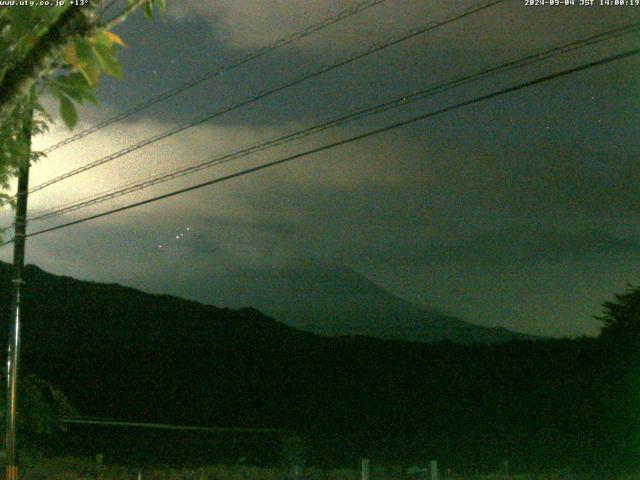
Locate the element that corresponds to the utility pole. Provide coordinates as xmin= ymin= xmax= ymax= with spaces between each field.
xmin=5 ymin=97 xmax=32 ymax=480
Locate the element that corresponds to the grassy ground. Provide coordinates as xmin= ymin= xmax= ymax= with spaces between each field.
xmin=22 ymin=459 xmax=354 ymax=480
xmin=15 ymin=458 xmax=640 ymax=480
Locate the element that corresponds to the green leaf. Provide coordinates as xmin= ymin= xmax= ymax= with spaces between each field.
xmin=49 ymin=76 xmax=94 ymax=105
xmin=78 ymin=61 xmax=100 ymax=86
xmin=154 ymin=0 xmax=166 ymax=12
xmin=74 ymin=38 xmax=93 ymax=64
xmin=46 ymin=82 xmax=64 ymax=100
xmin=6 ymin=9 xmax=36 ymax=37
xmin=62 ymin=43 xmax=77 ymax=66
xmin=92 ymin=31 xmax=113 ymax=49
xmin=92 ymin=43 xmax=123 ymax=79
xmin=144 ymin=0 xmax=153 ymax=19
xmin=59 ymin=73 xmax=98 ymax=104
xmin=74 ymin=38 xmax=100 ymax=85
xmin=59 ymin=95 xmax=78 ymax=130
xmin=49 ymin=79 xmax=83 ymax=104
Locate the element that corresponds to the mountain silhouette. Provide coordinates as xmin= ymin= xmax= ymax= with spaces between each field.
xmin=188 ymin=264 xmax=532 ymax=343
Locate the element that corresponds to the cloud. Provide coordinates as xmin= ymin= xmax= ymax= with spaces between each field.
xmin=24 ymin=109 xmax=427 ymax=219
xmin=166 ymin=0 xmax=426 ymax=52
xmin=18 ymin=105 xmax=640 ymax=274
xmin=165 ymin=0 xmax=635 ymax=63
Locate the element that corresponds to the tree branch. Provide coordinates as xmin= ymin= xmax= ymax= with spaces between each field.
xmin=0 ymin=6 xmax=95 ymax=125
xmin=0 ymin=0 xmax=150 ymax=127
xmin=101 ymin=0 xmax=147 ymax=31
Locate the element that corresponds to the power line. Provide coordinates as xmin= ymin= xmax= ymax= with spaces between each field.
xmin=27 ymin=0 xmax=506 ymax=195
xmin=61 ymin=417 xmax=287 ymax=434
xmin=42 ymin=0 xmax=388 ymax=155
xmin=11 ymin=0 xmax=505 ymax=204
xmin=10 ymin=46 xmax=638 ymax=245
xmin=24 ymin=20 xmax=640 ymax=225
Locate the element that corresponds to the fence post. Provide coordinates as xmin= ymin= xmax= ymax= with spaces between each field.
xmin=282 ymin=434 xmax=305 ymax=480
xmin=361 ymin=458 xmax=370 ymax=480
xmin=429 ymin=460 xmax=438 ymax=480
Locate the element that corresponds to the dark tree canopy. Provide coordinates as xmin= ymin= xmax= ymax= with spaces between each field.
xmin=597 ymin=285 xmax=640 ymax=345
xmin=0 ymin=374 xmax=75 ymax=439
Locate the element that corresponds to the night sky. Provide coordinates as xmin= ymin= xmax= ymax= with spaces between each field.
xmin=2 ymin=0 xmax=639 ymax=337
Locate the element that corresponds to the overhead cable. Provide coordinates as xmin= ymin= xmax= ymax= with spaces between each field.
xmin=41 ymin=0 xmax=389 ymax=155
xmin=11 ymin=0 xmax=505 ymax=204
xmin=7 ymin=46 xmax=637 ymax=245
xmin=25 ymin=20 xmax=640 ymax=223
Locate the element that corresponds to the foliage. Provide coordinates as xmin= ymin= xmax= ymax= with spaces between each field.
xmin=0 ymin=0 xmax=166 ymax=197
xmin=593 ymin=285 xmax=640 ymax=472
xmin=49 ymin=29 xmax=126 ymax=129
xmin=0 ymin=97 xmax=33 ymax=206
xmin=0 ymin=373 xmax=76 ymax=437
xmin=596 ymin=284 xmax=640 ymax=345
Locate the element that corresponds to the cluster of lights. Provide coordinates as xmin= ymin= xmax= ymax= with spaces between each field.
xmin=157 ymin=227 xmax=191 ymax=249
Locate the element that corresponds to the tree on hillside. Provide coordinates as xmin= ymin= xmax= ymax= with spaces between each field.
xmin=0 ymin=374 xmax=76 ymax=445
xmin=0 ymin=0 xmax=166 ymax=204
xmin=594 ymin=286 xmax=640 ymax=472
xmin=596 ymin=284 xmax=640 ymax=345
